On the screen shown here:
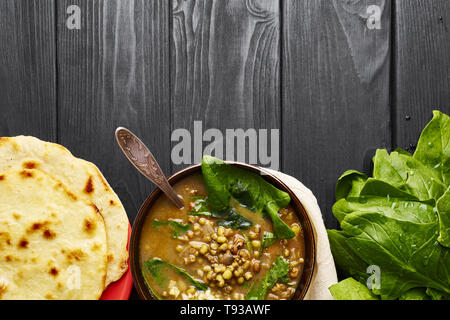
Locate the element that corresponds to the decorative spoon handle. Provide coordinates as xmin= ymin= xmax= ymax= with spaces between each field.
xmin=115 ymin=127 xmax=184 ymax=209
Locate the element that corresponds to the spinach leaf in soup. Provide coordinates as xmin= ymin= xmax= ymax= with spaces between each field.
xmin=201 ymin=156 xmax=295 ymax=239
xmin=246 ymin=256 xmax=290 ymax=300
xmin=261 ymin=231 xmax=277 ymax=251
xmin=152 ymin=220 xmax=191 ymax=239
xmin=188 ymin=196 xmax=224 ymax=218
xmin=216 ymin=208 xmax=253 ymax=230
xmin=143 ymin=258 xmax=208 ymax=296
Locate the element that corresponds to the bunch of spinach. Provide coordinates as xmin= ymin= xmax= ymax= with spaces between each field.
xmin=327 ymin=111 xmax=450 ymax=300
xmin=201 ymin=156 xmax=295 ymax=239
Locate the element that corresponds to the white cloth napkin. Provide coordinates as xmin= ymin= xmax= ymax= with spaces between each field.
xmin=265 ymin=169 xmax=338 ymax=300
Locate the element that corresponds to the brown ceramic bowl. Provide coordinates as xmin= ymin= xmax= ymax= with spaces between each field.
xmin=130 ymin=162 xmax=316 ymax=300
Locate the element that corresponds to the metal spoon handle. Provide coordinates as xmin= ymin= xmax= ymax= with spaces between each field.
xmin=115 ymin=127 xmax=184 ymax=209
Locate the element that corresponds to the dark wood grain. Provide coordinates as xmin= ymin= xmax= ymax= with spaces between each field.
xmin=171 ymin=0 xmax=281 ymax=171
xmin=56 ymin=0 xmax=171 ymax=222
xmin=395 ymin=0 xmax=450 ymax=151
xmin=282 ymin=0 xmax=392 ymax=228
xmin=0 ymin=0 xmax=56 ymax=140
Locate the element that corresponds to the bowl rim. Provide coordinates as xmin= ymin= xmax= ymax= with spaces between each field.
xmin=130 ymin=162 xmax=316 ymax=300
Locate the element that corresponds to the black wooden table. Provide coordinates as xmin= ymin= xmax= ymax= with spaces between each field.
xmin=1 ymin=0 xmax=449 ymax=231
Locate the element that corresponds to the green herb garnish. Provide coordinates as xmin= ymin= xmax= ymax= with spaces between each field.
xmin=246 ymin=256 xmax=290 ymax=300
xmin=152 ymin=220 xmax=191 ymax=238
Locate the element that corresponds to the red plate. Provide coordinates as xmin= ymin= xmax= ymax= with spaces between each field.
xmin=100 ymin=223 xmax=133 ymax=300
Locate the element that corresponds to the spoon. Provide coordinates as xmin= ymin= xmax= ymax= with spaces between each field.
xmin=115 ymin=127 xmax=184 ymax=209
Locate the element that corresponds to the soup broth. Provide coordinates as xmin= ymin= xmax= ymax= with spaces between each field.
xmin=139 ymin=174 xmax=305 ymax=300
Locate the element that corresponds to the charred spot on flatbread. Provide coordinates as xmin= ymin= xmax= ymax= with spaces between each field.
xmin=20 ymin=170 xmax=33 ymax=178
xmin=0 ymin=232 xmax=12 ymax=247
xmin=84 ymin=176 xmax=94 ymax=194
xmin=84 ymin=218 xmax=97 ymax=234
xmin=66 ymin=249 xmax=86 ymax=262
xmin=43 ymin=229 xmax=56 ymax=239
xmin=23 ymin=161 xmax=38 ymax=169
xmin=18 ymin=238 xmax=29 ymax=248
xmin=32 ymin=223 xmax=42 ymax=230
xmin=27 ymin=221 xmax=49 ymax=233
xmin=49 ymin=267 xmax=59 ymax=276
xmin=107 ymin=254 xmax=114 ymax=262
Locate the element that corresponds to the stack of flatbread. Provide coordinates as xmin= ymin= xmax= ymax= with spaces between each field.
xmin=0 ymin=136 xmax=129 ymax=300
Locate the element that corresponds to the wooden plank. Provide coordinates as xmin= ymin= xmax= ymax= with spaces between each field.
xmin=171 ymin=0 xmax=281 ymax=171
xmin=395 ymin=0 xmax=450 ymax=151
xmin=282 ymin=0 xmax=392 ymax=228
xmin=0 ymin=0 xmax=56 ymax=140
xmin=56 ymin=0 xmax=171 ymax=222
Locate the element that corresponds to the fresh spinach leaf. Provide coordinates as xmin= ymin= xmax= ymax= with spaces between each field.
xmin=217 ymin=208 xmax=253 ymax=230
xmin=399 ymin=288 xmax=431 ymax=300
xmin=152 ymin=220 xmax=191 ymax=238
xmin=437 ymin=187 xmax=450 ymax=247
xmin=329 ymin=278 xmax=378 ymax=300
xmin=327 ymin=230 xmax=369 ymax=283
xmin=426 ymin=287 xmax=450 ymax=300
xmin=201 ymin=156 xmax=295 ymax=239
xmin=332 ymin=180 xmax=437 ymax=225
xmin=342 ymin=209 xmax=449 ymax=299
xmin=373 ymin=149 xmax=446 ymax=201
xmin=246 ymin=256 xmax=290 ymax=300
xmin=335 ymin=170 xmax=368 ymax=201
xmin=143 ymin=258 xmax=208 ymax=291
xmin=413 ymin=110 xmax=450 ymax=186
